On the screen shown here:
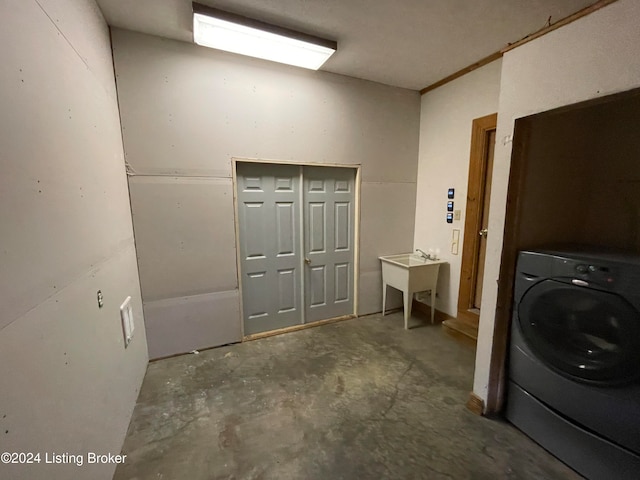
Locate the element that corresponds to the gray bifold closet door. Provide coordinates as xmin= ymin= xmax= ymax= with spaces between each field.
xmin=236 ymin=163 xmax=355 ymax=335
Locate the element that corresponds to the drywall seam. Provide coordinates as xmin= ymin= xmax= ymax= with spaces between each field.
xmin=109 ymin=27 xmax=146 ymax=337
xmin=34 ymin=0 xmax=116 ymax=102
xmin=142 ymin=288 xmax=239 ymax=308
xmin=1 ymin=238 xmax=135 ymax=333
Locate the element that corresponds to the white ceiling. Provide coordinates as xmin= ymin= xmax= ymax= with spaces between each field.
xmin=96 ymin=0 xmax=597 ymax=91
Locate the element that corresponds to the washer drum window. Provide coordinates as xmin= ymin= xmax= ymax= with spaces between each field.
xmin=518 ymin=279 xmax=640 ymax=386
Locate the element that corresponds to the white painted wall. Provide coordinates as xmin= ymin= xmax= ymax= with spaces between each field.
xmin=112 ymin=29 xmax=420 ymax=359
xmin=0 ymin=2 xmax=148 ymax=479
xmin=414 ymin=60 xmax=502 ymax=315
xmin=473 ymin=0 xmax=640 ymax=403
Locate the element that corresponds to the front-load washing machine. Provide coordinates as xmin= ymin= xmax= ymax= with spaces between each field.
xmin=506 ymin=248 xmax=640 ymax=479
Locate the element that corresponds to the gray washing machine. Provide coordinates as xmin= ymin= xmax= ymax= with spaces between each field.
xmin=506 ymin=248 xmax=640 ymax=479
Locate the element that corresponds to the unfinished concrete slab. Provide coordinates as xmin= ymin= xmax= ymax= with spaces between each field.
xmin=114 ymin=313 xmax=581 ymax=480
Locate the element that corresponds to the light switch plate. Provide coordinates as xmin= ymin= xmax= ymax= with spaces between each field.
xmin=454 ymin=210 xmax=461 ymax=221
xmin=120 ymin=296 xmax=134 ymax=348
xmin=452 ymin=229 xmax=460 ymax=255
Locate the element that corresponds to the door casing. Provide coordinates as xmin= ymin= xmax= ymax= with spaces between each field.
xmin=458 ymin=113 xmax=497 ymax=328
xmin=232 ymin=158 xmax=361 ymax=339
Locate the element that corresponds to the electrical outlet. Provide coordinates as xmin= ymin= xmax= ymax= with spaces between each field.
xmin=97 ymin=290 xmax=104 ymax=308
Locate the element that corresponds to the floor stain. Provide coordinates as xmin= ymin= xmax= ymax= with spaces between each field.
xmin=218 ymin=414 xmax=240 ymax=449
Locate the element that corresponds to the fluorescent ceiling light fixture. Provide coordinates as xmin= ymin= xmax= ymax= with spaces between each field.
xmin=192 ymin=3 xmax=337 ymax=70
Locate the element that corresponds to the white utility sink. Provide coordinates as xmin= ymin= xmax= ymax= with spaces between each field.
xmin=379 ymin=253 xmax=446 ymax=329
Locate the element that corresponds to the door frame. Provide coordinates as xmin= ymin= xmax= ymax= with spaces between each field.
xmin=231 ymin=157 xmax=361 ymax=339
xmin=457 ymin=113 xmax=497 ymax=326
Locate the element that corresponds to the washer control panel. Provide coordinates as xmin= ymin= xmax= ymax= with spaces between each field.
xmin=575 ymin=264 xmax=606 ymax=274
xmin=573 ymin=263 xmax=615 ymax=285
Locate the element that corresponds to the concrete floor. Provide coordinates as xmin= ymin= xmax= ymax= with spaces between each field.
xmin=114 ymin=312 xmax=582 ymax=480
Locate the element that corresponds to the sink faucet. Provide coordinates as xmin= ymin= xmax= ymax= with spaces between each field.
xmin=416 ymin=248 xmax=435 ymax=260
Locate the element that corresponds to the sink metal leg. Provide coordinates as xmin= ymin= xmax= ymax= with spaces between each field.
xmin=382 ymin=282 xmax=387 ymax=316
xmin=403 ymin=290 xmax=413 ymax=329
xmin=431 ymin=289 xmax=436 ymax=324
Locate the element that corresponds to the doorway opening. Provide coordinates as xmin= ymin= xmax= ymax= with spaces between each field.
xmin=444 ymin=113 xmax=497 ymax=344
xmin=233 ymin=160 xmax=360 ymax=338
xmin=486 ymin=87 xmax=640 ymax=415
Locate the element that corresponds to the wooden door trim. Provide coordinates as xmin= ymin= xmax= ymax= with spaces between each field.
xmin=231 ymin=160 xmax=245 ymax=337
xmin=484 ymin=119 xmax=531 ymax=415
xmin=457 ymin=113 xmax=497 ymax=326
xmin=419 ymin=0 xmax=618 ymax=95
xmin=243 ymin=313 xmax=356 ymax=342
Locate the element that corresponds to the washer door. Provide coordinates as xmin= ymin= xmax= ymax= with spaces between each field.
xmin=518 ymin=279 xmax=640 ymax=386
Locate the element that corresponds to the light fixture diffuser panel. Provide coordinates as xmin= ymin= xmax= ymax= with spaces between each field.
xmin=193 ymin=13 xmax=335 ymax=70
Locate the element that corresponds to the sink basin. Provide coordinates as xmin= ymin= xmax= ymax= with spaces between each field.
xmin=379 ymin=253 xmax=443 ymax=268
xmin=379 ymin=253 xmax=446 ymax=329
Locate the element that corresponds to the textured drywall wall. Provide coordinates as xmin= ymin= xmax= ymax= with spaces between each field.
xmin=414 ymin=59 xmax=502 ymax=316
xmin=0 ymin=1 xmax=148 ymax=479
xmin=473 ymin=0 xmax=640 ymax=403
xmin=112 ymin=29 xmax=420 ymax=358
